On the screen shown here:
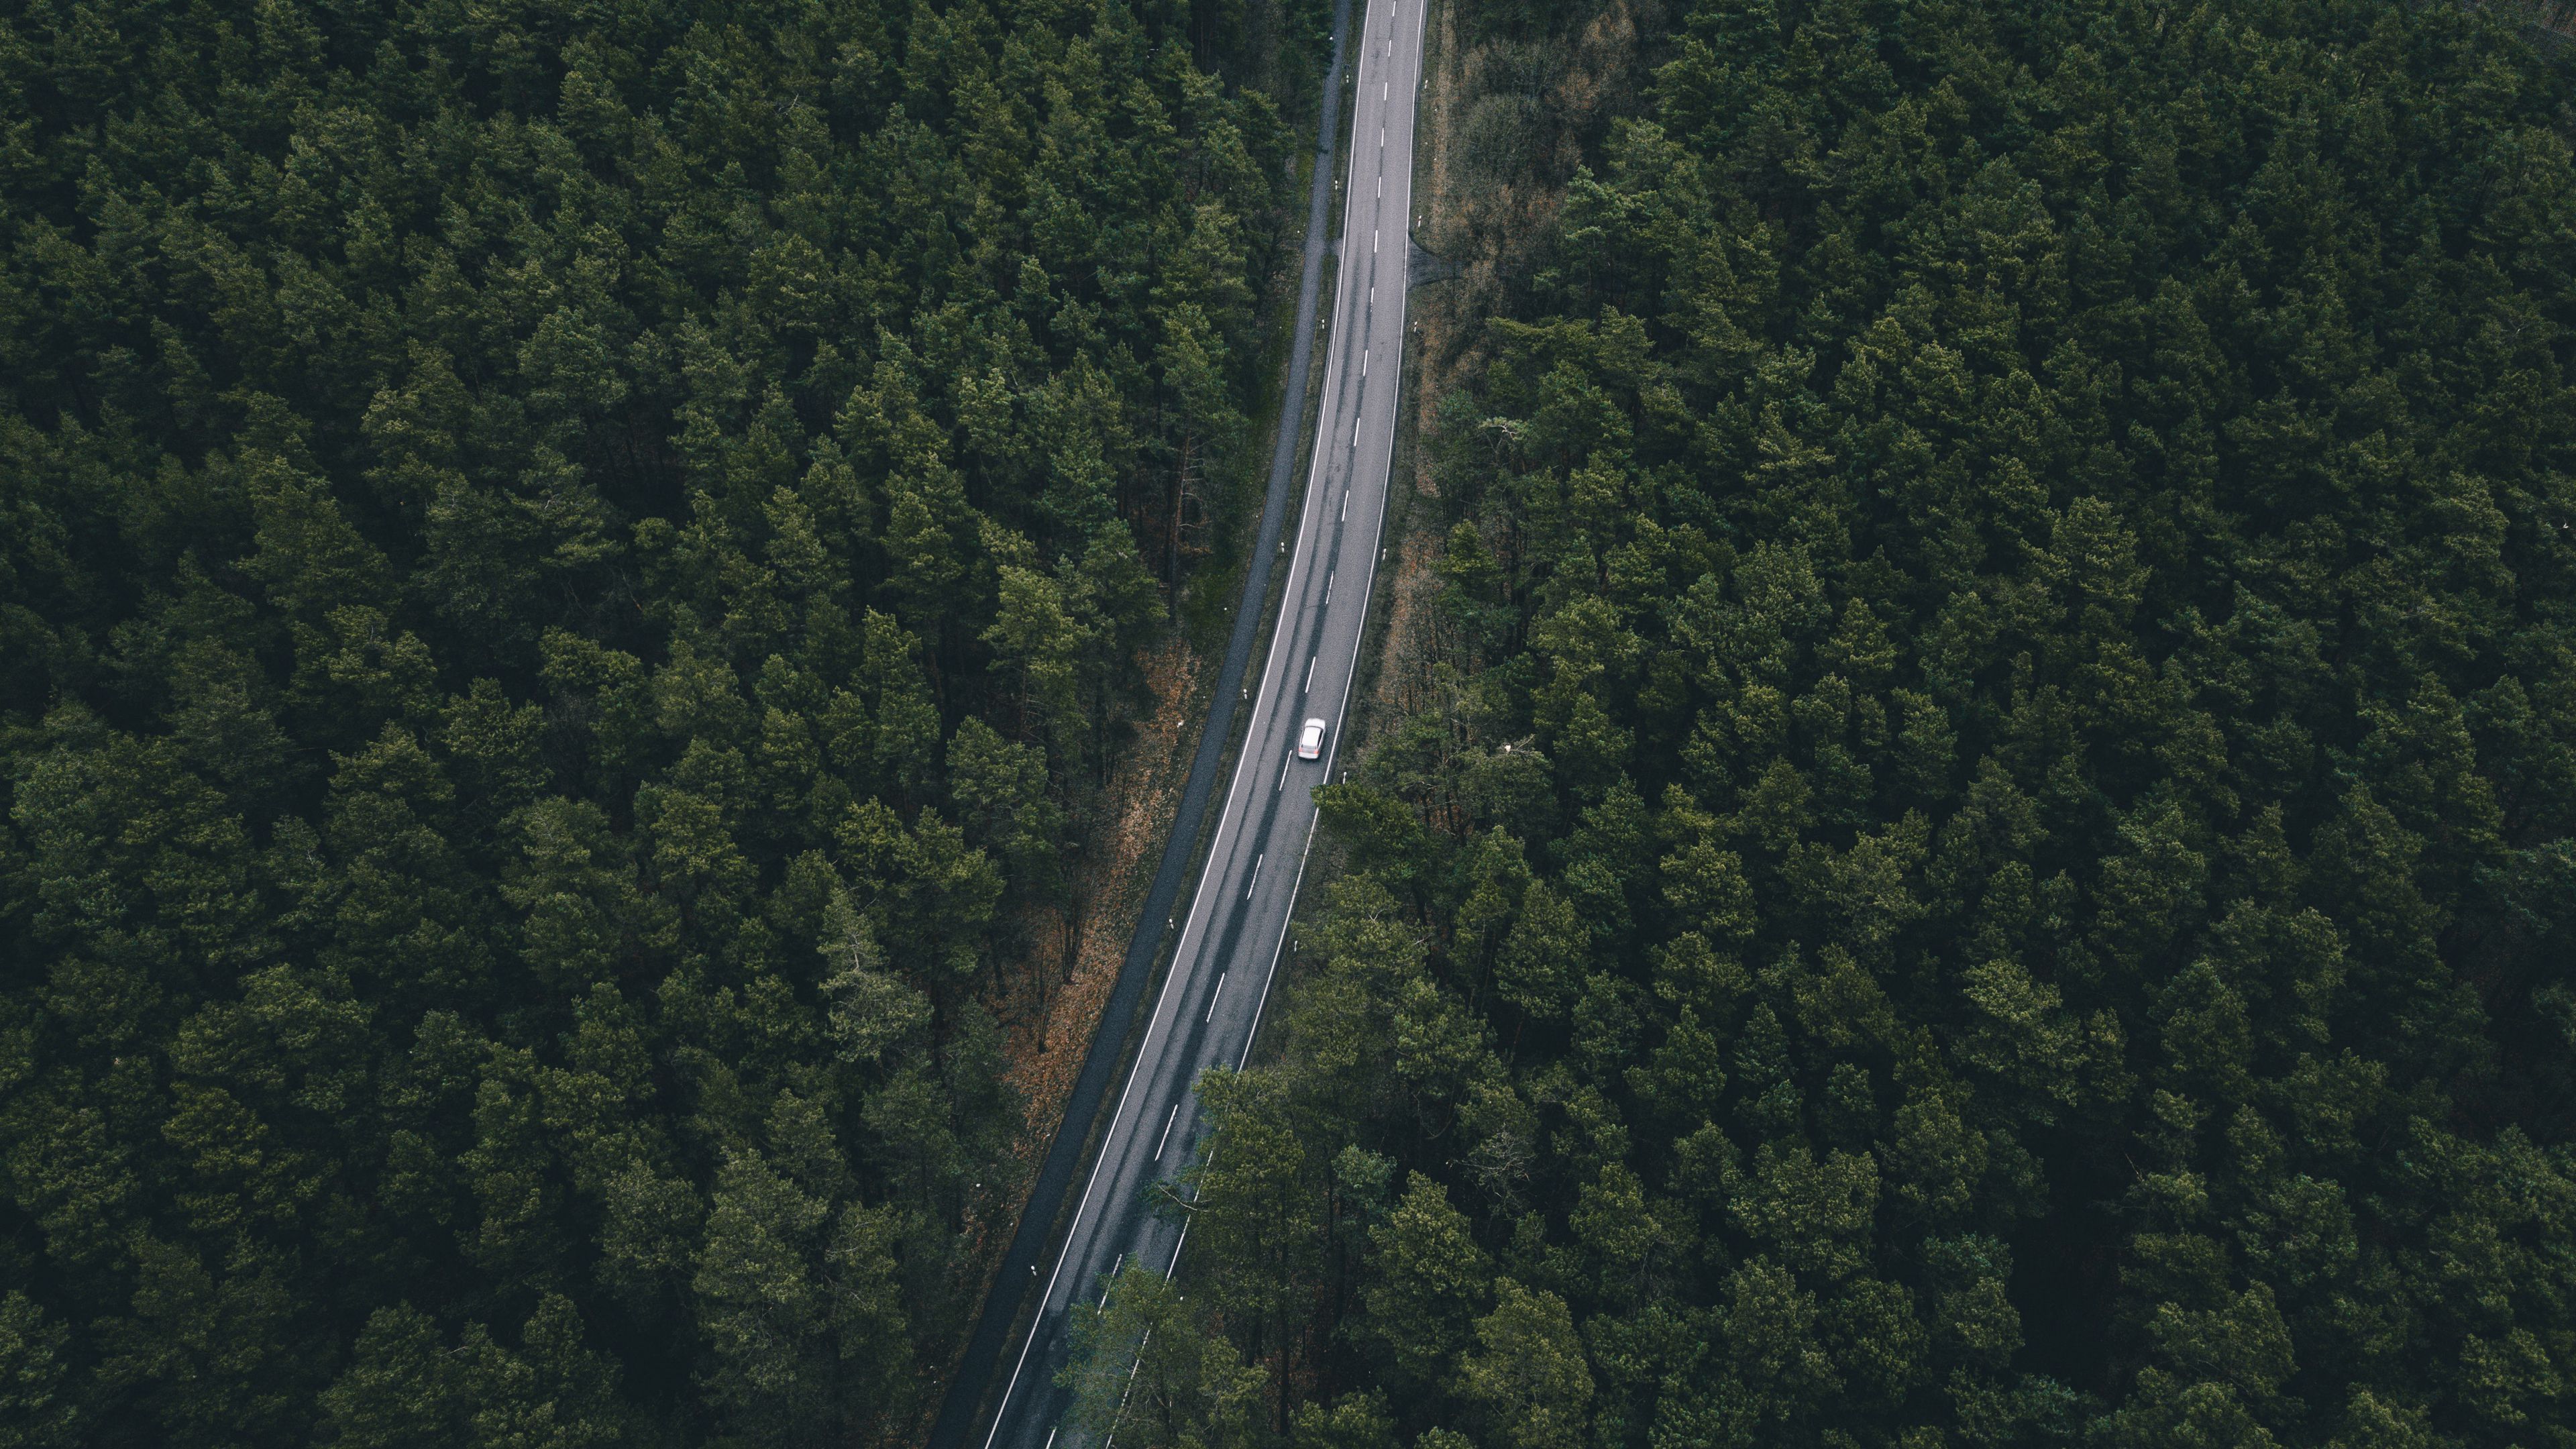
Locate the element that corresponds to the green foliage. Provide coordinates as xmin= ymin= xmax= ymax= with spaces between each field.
xmin=1180 ymin=0 xmax=2576 ymax=1444
xmin=0 ymin=0 xmax=1313 ymax=1440
xmin=1059 ymin=1263 xmax=1267 ymax=1449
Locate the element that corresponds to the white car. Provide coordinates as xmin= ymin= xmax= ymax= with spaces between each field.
xmin=1296 ymin=718 xmax=1326 ymax=760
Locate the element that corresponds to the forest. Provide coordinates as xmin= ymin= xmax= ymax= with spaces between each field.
xmin=0 ymin=0 xmax=1322 ymax=1442
xmin=1079 ymin=0 xmax=2576 ymax=1446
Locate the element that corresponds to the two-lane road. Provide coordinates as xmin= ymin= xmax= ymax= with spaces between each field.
xmin=961 ymin=0 xmax=1428 ymax=1443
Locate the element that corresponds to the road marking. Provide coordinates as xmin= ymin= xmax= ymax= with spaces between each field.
xmin=1326 ymin=570 xmax=1335 ymax=603
xmin=1354 ymin=415 xmax=1361 ymax=445
xmin=1362 ymin=349 xmax=1368 ymax=376
xmin=1277 ymin=755 xmax=1289 ymax=791
xmin=1106 ymin=1326 xmax=1151 ymax=1442
xmin=1340 ymin=490 xmax=1348 ymax=519
xmin=974 ymin=0 xmax=1426 ymax=1435
xmin=1046 ymin=1432 xmax=1057 ymax=1449
xmin=1373 ymin=227 xmax=1379 ymax=252
xmin=1246 ymin=853 xmax=1263 ymax=897
xmin=1305 ymin=655 xmax=1316 ymax=693
xmin=1204 ymin=972 xmax=1227 ymax=1022
xmin=1100 ymin=1254 xmax=1124 ymax=1306
xmin=1155 ymin=1104 xmax=1180 ymax=1159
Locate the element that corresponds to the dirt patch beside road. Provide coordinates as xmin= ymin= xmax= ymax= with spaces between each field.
xmin=995 ymin=637 xmax=1203 ymax=1152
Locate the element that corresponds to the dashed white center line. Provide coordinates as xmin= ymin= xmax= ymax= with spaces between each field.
xmin=977 ymin=6 xmax=1432 ymax=1440
xmin=1277 ymin=755 xmax=1290 ymax=791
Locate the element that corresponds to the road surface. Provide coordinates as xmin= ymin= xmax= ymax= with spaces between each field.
xmin=940 ymin=0 xmax=1428 ymax=1442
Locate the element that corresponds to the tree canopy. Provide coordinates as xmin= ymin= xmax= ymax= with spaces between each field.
xmin=1104 ymin=0 xmax=2576 ymax=1445
xmin=0 ymin=0 xmax=1321 ymax=1442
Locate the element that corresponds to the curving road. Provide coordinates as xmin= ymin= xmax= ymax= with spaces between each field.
xmin=931 ymin=0 xmax=1429 ymax=1444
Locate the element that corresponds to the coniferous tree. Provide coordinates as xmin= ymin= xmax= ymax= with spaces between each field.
xmin=0 ymin=0 xmax=1324 ymax=1440
xmin=1170 ymin=0 xmax=2576 ymax=1445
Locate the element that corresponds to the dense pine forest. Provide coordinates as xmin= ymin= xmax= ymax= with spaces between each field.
xmin=1091 ymin=0 xmax=2576 ymax=1445
xmin=0 ymin=0 xmax=1321 ymax=1442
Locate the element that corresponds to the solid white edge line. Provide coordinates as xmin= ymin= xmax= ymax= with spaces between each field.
xmin=1167 ymin=0 xmax=1425 ymax=1309
xmin=1103 ymin=1324 xmax=1152 ymax=1446
xmin=982 ymin=0 xmax=1417 ymax=1438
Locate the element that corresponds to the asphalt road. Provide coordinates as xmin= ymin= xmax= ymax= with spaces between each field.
xmin=944 ymin=0 xmax=1429 ymax=1443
